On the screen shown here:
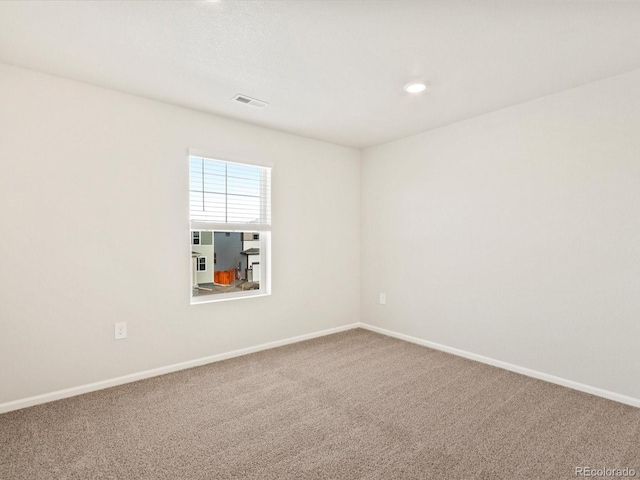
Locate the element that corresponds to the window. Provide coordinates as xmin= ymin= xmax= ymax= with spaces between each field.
xmin=189 ymin=154 xmax=271 ymax=303
xmin=196 ymin=257 xmax=206 ymax=272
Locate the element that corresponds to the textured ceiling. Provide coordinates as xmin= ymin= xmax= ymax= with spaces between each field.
xmin=2 ymin=1 xmax=640 ymax=149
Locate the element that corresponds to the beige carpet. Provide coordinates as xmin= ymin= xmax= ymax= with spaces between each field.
xmin=1 ymin=329 xmax=639 ymax=479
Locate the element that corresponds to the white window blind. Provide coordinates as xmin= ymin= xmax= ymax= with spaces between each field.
xmin=189 ymin=156 xmax=271 ymax=227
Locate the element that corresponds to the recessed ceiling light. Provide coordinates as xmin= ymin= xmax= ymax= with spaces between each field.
xmin=404 ymin=82 xmax=428 ymax=94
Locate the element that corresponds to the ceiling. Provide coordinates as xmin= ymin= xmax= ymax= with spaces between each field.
xmin=2 ymin=1 xmax=640 ymax=149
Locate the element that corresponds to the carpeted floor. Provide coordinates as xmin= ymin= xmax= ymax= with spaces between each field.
xmin=1 ymin=328 xmax=639 ymax=479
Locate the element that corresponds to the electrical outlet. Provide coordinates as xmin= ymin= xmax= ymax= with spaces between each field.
xmin=114 ymin=322 xmax=127 ymax=340
xmin=379 ymin=293 xmax=386 ymax=305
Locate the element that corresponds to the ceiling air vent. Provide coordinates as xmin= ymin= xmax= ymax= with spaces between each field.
xmin=232 ymin=94 xmax=269 ymax=109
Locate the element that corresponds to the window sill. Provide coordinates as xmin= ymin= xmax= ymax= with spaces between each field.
xmin=190 ymin=290 xmax=271 ymax=305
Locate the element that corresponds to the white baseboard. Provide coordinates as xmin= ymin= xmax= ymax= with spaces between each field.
xmin=359 ymin=323 xmax=640 ymax=409
xmin=0 ymin=323 xmax=360 ymax=414
xmin=4 ymin=322 xmax=638 ymax=414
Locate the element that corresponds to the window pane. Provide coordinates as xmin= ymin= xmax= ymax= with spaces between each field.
xmin=190 ymin=192 xmax=226 ymax=223
xmin=189 ymin=191 xmax=204 ymax=214
xmin=203 ymin=173 xmax=225 ymax=194
xmin=192 ymin=230 xmax=263 ymax=299
xmin=189 ymin=156 xmax=270 ymax=226
xmin=227 ymin=163 xmax=261 ymax=197
xmin=189 ymin=158 xmax=203 ymax=192
xmin=203 ymin=159 xmax=225 ymax=177
xmin=227 ymin=194 xmax=260 ymax=224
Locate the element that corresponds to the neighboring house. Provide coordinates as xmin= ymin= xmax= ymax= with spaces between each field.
xmin=191 ymin=231 xmax=261 ymax=288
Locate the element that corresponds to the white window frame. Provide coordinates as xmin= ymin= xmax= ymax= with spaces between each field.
xmin=189 ymin=150 xmax=272 ymax=304
xmin=196 ymin=256 xmax=207 ymax=272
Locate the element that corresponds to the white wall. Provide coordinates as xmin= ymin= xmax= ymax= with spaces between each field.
xmin=361 ymin=69 xmax=640 ymax=400
xmin=3 ymin=59 xmax=639 ymax=408
xmin=0 ymin=63 xmax=360 ymax=404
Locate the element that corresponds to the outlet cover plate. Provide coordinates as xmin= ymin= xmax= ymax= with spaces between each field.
xmin=115 ymin=322 xmax=127 ymax=340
